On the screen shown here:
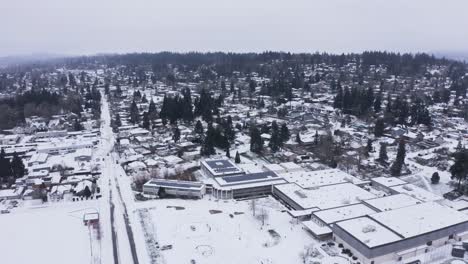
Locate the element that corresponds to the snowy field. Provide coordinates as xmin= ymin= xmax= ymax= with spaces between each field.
xmin=0 ymin=201 xmax=100 ymax=264
xmin=139 ymin=197 xmax=316 ymax=264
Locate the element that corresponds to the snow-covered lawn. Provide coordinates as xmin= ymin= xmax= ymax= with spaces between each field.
xmin=139 ymin=197 xmax=316 ymax=264
xmin=0 ymin=202 xmax=99 ymax=264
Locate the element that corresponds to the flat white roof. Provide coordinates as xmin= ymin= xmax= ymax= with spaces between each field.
xmin=144 ymin=179 xmax=205 ymax=191
xmin=279 ymin=162 xmax=303 ymax=171
xmin=336 ymin=217 xmax=402 ymax=248
xmin=302 ymin=220 xmax=332 ymax=236
xmin=263 ymin=164 xmax=286 ymax=173
xmin=390 ymin=184 xmax=443 ymax=202
xmin=371 ymin=202 xmax=468 ymax=238
xmin=314 ymin=204 xmax=377 ymax=225
xmin=211 ymin=171 xmax=287 ymax=190
xmin=279 ymin=169 xmax=367 ymax=189
xmin=236 ymin=163 xmax=264 ymax=173
xmin=363 ymin=194 xmax=422 ymax=212
xmin=441 ymin=199 xmax=468 ymax=211
xmin=371 ymin=176 xmax=407 ymax=188
xmin=275 ymin=183 xmax=376 ymax=210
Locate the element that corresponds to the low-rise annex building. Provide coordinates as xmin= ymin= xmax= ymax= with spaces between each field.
xmin=143 ymin=179 xmax=206 ymax=199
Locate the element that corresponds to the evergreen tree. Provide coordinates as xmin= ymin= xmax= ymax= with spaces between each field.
xmin=0 ymin=148 xmax=11 ymax=182
xmin=114 ymin=113 xmax=122 ymax=127
xmin=224 ymin=115 xmax=235 ymax=143
xmin=365 ymin=139 xmax=373 ymax=155
xmin=129 ymin=100 xmax=140 ymax=124
xmin=83 ymin=186 xmax=92 ymax=198
xmin=269 ymin=121 xmax=281 ymax=152
xmin=365 ymin=86 xmax=375 ymax=112
xmin=390 ymin=138 xmax=406 ymax=176
xmin=201 ymin=123 xmax=216 ymax=156
xmin=374 ymin=94 xmax=382 ymax=112
xmin=333 ymin=86 xmax=344 ymax=109
xmin=133 ymin=90 xmax=142 ymax=101
xmin=441 ymin=88 xmax=451 ymax=103
xmin=374 ymin=118 xmax=385 ymax=137
xmin=249 ymin=79 xmax=257 ymax=95
xmin=221 ymin=80 xmax=226 ymax=93
xmin=148 ymin=99 xmax=157 ymax=120
xmin=142 ymin=111 xmax=150 ymax=129
xmin=181 ymin=88 xmax=193 ymax=122
xmin=225 ymin=147 xmax=231 ymax=158
xmin=195 ymin=120 xmax=204 ymax=135
xmin=172 ymin=127 xmax=181 ymax=143
xmin=378 ymin=143 xmax=388 ymax=163
xmin=249 ymin=125 xmax=263 ymax=153
xmin=141 ymin=94 xmax=148 ymax=103
xmin=431 ymin=172 xmax=440 ymax=184
xmin=280 ymin=123 xmax=290 ymax=143
xmin=235 ymin=151 xmax=241 ymax=163
xmin=10 ymin=152 xmax=25 ymax=179
xmin=450 ymin=147 xmax=468 ymax=191
xmin=104 ymin=83 xmax=110 ymax=95
xmin=73 ymin=119 xmax=84 ymax=131
xmin=295 ymin=132 xmax=302 ymax=144
xmin=230 ymin=81 xmax=235 ymax=93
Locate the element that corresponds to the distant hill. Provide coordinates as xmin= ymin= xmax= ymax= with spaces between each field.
xmin=0 ymin=53 xmax=70 ymax=68
xmin=433 ymin=51 xmax=468 ymax=63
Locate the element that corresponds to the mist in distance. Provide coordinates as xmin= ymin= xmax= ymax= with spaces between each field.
xmin=1 ymin=0 xmax=468 ymax=57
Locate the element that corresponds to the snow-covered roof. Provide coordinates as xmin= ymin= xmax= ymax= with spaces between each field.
xmin=302 ymin=220 xmax=332 ymax=236
xmin=144 ymin=179 xmax=205 ymax=191
xmin=390 ymin=184 xmax=443 ymax=202
xmin=371 ymin=176 xmax=407 ymax=188
xmin=213 ymin=171 xmax=286 ymax=189
xmin=279 ymin=162 xmax=303 ymax=172
xmin=28 ymin=153 xmax=48 ymax=164
xmin=363 ymin=194 xmax=421 ymax=212
xmin=336 ymin=217 xmax=402 ymax=247
xmin=75 ymin=148 xmax=92 ymax=158
xmin=279 ymin=169 xmax=367 ymax=189
xmin=263 ymin=163 xmax=286 ymax=174
xmin=162 ymin=155 xmax=183 ymax=164
xmin=371 ymin=202 xmax=468 ymax=238
xmin=313 ymin=204 xmax=377 ymax=225
xmin=236 ymin=163 xmax=264 ymax=174
xmin=275 ymin=183 xmax=376 ymax=210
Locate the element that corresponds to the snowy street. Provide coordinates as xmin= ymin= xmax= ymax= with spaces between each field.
xmin=99 ymin=89 xmax=141 ymax=264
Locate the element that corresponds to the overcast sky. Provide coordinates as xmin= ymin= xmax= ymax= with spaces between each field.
xmin=1 ymin=0 xmax=468 ymax=56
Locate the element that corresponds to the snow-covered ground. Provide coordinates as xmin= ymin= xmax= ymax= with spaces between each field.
xmin=0 ymin=202 xmax=100 ymax=264
xmin=136 ymin=197 xmax=317 ymax=264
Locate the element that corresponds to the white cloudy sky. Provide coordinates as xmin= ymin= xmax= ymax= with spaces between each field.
xmin=1 ymin=0 xmax=468 ymax=56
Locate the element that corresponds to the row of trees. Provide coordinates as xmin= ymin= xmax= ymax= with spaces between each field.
xmin=0 ymin=149 xmax=26 ymax=185
xmin=333 ymin=85 xmax=377 ymax=116
xmin=249 ymin=121 xmax=290 ymax=153
xmin=128 ymin=88 xmax=225 ymax=129
xmin=198 ymin=116 xmax=236 ymax=156
xmin=0 ymin=90 xmax=84 ymax=129
xmin=450 ymin=145 xmax=468 ymax=191
xmin=385 ymin=96 xmax=432 ymax=127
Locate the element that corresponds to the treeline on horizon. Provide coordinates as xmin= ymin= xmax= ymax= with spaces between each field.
xmin=57 ymin=51 xmax=464 ymax=76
